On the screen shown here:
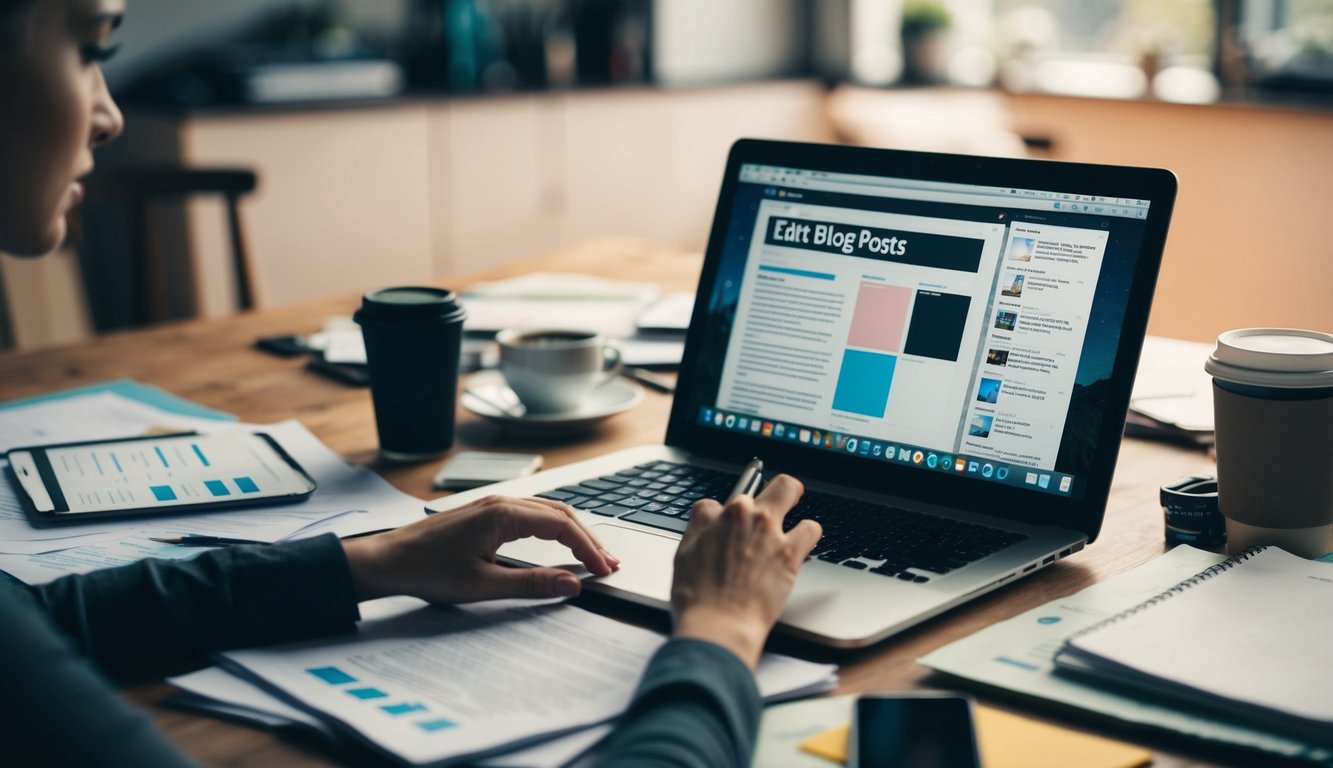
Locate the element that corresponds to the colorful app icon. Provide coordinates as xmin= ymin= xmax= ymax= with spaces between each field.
xmin=824 ymin=434 xmax=834 ymax=448
xmin=967 ymin=461 xmax=979 ymax=473
xmin=702 ymin=409 xmax=713 ymax=423
xmin=835 ymin=434 xmax=847 ymax=449
xmin=774 ymin=424 xmax=786 ymax=438
xmin=799 ymin=429 xmax=811 ymax=443
xmin=738 ymin=417 xmax=748 ymax=430
xmin=1059 ymin=476 xmax=1073 ymax=492
xmin=872 ymin=444 xmax=883 ymax=457
xmin=859 ymin=440 xmax=871 ymax=455
xmin=762 ymin=422 xmax=773 ymax=437
xmin=926 ymin=453 xmax=939 ymax=469
xmin=912 ymin=450 xmax=924 ymax=464
xmin=884 ymin=445 xmax=895 ymax=458
xmin=939 ymin=456 xmax=951 ymax=471
xmin=954 ymin=457 xmax=967 ymax=472
xmin=724 ymin=414 xmax=736 ymax=428
xmin=1025 ymin=472 xmax=1038 ymax=485
xmin=812 ymin=431 xmax=821 ymax=444
xmin=713 ymin=412 xmax=724 ymax=426
xmin=846 ymin=438 xmax=859 ymax=453
xmin=996 ymin=466 xmax=1009 ymax=480
xmin=899 ymin=447 xmax=912 ymax=461
xmin=1038 ymin=474 xmax=1051 ymax=489
xmin=981 ymin=463 xmax=994 ymax=478
xmin=751 ymin=420 xmax=761 ymax=433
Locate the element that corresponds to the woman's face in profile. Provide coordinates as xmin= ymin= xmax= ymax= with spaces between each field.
xmin=0 ymin=0 xmax=125 ymax=257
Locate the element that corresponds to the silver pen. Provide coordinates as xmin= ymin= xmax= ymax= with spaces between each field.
xmin=728 ymin=457 xmax=764 ymax=500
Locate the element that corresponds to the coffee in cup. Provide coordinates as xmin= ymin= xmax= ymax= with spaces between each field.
xmin=496 ymin=329 xmax=622 ymax=414
xmin=1204 ymin=328 xmax=1333 ymax=558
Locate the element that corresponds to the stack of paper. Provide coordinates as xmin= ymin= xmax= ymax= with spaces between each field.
xmin=171 ymin=596 xmax=838 ymax=767
xmin=1127 ymin=336 xmax=1216 ymax=446
xmin=918 ymin=546 xmax=1333 ymax=763
xmin=0 ymin=388 xmax=427 ymax=585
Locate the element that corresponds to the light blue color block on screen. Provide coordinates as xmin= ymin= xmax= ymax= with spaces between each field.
xmin=204 ymin=480 xmax=230 ymax=497
xmin=417 ymin=718 xmax=457 ymax=733
xmin=347 ymin=687 xmax=388 ymax=700
xmin=306 ymin=666 xmax=357 ymax=685
xmin=234 ymin=476 xmax=259 ymax=493
xmin=150 ymin=485 xmax=177 ymax=502
xmin=832 ymin=350 xmax=897 ymax=418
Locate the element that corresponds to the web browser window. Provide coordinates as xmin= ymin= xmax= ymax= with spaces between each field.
xmin=688 ymin=163 xmax=1153 ymax=498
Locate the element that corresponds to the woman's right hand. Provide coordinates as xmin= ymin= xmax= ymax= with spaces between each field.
xmin=669 ymin=474 xmax=823 ymax=669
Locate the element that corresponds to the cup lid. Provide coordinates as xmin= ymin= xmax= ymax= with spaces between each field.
xmin=1204 ymin=328 xmax=1333 ymax=389
xmin=355 ymin=287 xmax=465 ymax=324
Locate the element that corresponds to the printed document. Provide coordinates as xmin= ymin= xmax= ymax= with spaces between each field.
xmin=210 ymin=596 xmax=836 ymax=766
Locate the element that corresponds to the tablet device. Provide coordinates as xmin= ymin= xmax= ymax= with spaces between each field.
xmin=6 ymin=431 xmax=317 ymax=522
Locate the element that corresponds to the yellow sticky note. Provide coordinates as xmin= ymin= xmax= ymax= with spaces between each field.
xmin=800 ymin=723 xmax=850 ymax=763
xmin=797 ymin=705 xmax=1152 ymax=768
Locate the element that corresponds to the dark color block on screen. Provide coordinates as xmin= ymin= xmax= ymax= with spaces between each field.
xmin=904 ymin=291 xmax=971 ymax=361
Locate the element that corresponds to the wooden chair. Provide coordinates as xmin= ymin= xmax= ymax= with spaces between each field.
xmin=83 ymin=167 xmax=259 ymax=325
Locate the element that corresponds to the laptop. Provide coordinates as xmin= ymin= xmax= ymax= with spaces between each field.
xmin=427 ymin=139 xmax=1177 ymax=648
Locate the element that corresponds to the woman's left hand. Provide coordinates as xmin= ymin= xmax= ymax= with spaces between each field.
xmin=341 ymin=495 xmax=619 ymax=604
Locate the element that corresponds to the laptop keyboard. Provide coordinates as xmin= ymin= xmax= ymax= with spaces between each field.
xmin=535 ymin=461 xmax=1028 ymax=584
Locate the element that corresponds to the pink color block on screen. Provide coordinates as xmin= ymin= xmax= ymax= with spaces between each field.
xmin=846 ymin=282 xmax=911 ymax=352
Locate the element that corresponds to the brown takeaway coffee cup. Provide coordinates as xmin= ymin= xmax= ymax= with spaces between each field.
xmin=1205 ymin=328 xmax=1333 ymax=558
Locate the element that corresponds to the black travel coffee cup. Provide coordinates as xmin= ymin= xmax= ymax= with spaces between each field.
xmin=354 ymin=287 xmax=467 ymax=461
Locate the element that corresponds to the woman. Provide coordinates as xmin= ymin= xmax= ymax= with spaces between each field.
xmin=0 ymin=2 xmax=824 ymax=766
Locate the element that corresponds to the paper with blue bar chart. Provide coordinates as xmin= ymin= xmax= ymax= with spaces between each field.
xmin=215 ymin=595 xmax=837 ymax=767
xmin=35 ymin=432 xmax=309 ymax=514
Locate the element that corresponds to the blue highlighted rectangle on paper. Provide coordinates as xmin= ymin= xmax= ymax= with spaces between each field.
xmin=417 ymin=718 xmax=457 ymax=733
xmin=192 ymin=443 xmax=210 ymax=466
xmin=307 ymin=666 xmax=357 ymax=685
xmin=381 ymin=702 xmax=429 ymax=716
xmin=832 ymin=350 xmax=897 ymax=418
xmin=234 ymin=476 xmax=259 ymax=493
xmin=204 ymin=480 xmax=230 ymax=497
xmin=347 ymin=687 xmax=389 ymax=700
xmin=154 ymin=446 xmax=170 ymax=468
xmin=150 ymin=485 xmax=177 ymax=502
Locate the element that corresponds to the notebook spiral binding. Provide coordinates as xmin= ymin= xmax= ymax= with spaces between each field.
xmin=1063 ymin=545 xmax=1269 ymax=645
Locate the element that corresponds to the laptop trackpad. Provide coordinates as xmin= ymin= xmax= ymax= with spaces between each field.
xmin=590 ymin=524 xmax=676 ymax=601
xmin=499 ymin=523 xmax=677 ymax=603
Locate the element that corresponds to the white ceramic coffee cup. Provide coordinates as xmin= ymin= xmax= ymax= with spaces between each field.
xmin=496 ymin=328 xmax=622 ymax=414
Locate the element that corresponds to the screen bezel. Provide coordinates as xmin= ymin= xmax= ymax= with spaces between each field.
xmin=665 ymin=139 xmax=1177 ymax=542
xmin=6 ymin=431 xmax=317 ymax=522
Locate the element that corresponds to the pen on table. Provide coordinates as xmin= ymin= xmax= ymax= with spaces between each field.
xmin=623 ymin=367 xmax=676 ymax=394
xmin=150 ymin=535 xmax=270 ymax=548
xmin=728 ymin=457 xmax=764 ymax=501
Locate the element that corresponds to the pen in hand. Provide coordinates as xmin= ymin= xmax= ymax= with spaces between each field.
xmin=727 ymin=457 xmax=764 ymax=501
xmin=150 ymin=535 xmax=270 ymax=548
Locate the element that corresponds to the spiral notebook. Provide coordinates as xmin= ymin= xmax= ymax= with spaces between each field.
xmin=1053 ymin=546 xmax=1333 ymax=746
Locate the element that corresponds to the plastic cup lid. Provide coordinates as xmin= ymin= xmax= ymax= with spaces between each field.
xmin=355 ymin=286 xmax=466 ymax=324
xmin=1204 ymin=328 xmax=1333 ymax=389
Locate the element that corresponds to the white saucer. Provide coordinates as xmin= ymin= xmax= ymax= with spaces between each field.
xmin=462 ymin=371 xmax=643 ymax=432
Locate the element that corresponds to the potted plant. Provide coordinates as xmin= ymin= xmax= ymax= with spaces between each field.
xmin=901 ymin=0 xmax=951 ymax=84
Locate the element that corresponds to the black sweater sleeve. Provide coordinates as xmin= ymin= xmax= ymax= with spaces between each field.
xmin=0 ymin=535 xmax=359 ymax=766
xmin=586 ymin=638 xmax=762 ymax=768
xmin=19 ymin=534 xmax=361 ymax=683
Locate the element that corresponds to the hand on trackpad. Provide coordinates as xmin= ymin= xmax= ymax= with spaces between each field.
xmin=499 ymin=523 xmax=678 ymax=601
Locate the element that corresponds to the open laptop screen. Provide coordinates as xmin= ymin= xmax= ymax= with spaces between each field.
xmin=681 ymin=158 xmax=1156 ymax=501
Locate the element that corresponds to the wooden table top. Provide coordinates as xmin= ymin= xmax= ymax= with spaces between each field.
xmin=0 ymin=238 xmax=1231 ymax=767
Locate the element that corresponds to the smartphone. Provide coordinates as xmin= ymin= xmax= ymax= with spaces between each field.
xmin=849 ymin=692 xmax=982 ymax=768
xmin=6 ymin=431 xmax=317 ymax=522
